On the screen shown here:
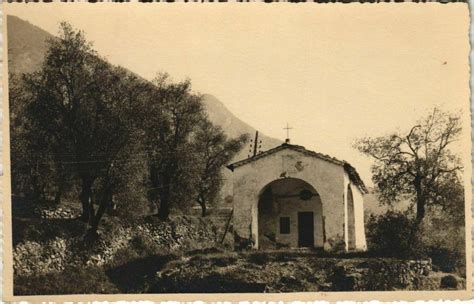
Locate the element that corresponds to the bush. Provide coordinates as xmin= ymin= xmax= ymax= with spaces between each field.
xmin=427 ymin=247 xmax=463 ymax=274
xmin=106 ymin=254 xmax=177 ymax=293
xmin=130 ymin=233 xmax=162 ymax=256
xmin=366 ymin=211 xmax=425 ymax=258
xmin=109 ymin=246 xmax=140 ymax=268
xmin=440 ymin=275 xmax=458 ymax=289
xmin=367 ymin=209 xmax=466 ymax=277
xmin=419 ymin=210 xmax=466 ymax=276
xmin=14 ymin=266 xmax=118 ymax=295
xmin=247 ymin=252 xmax=270 ymax=265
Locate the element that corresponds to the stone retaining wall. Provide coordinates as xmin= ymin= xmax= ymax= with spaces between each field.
xmin=13 ymin=215 xmax=221 ymax=276
xmin=330 ymin=258 xmax=433 ymax=290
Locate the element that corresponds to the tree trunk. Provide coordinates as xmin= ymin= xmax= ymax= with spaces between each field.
xmin=149 ymin=164 xmax=162 ymax=215
xmin=80 ymin=177 xmax=94 ymax=223
xmin=54 ymin=164 xmax=66 ymax=205
xmin=84 ymin=186 xmax=112 ymax=245
xmin=54 ymin=191 xmax=61 ymax=205
xmin=31 ymin=164 xmax=42 ymax=202
xmin=31 ymin=177 xmax=41 ymax=202
xmin=416 ymin=196 xmax=425 ymax=223
xmin=157 ymin=182 xmax=171 ymax=221
xmin=90 ymin=187 xmax=111 ymax=233
xmin=54 ymin=188 xmax=62 ymax=205
xmin=88 ymin=196 xmax=95 ymax=226
xmin=156 ymin=168 xmax=175 ymax=221
xmin=414 ymin=176 xmax=426 ymax=224
xmin=197 ymin=196 xmax=207 ymax=217
xmin=157 ymin=199 xmax=170 ymax=220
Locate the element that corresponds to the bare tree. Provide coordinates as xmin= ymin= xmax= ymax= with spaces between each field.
xmin=355 ymin=108 xmax=463 ymax=224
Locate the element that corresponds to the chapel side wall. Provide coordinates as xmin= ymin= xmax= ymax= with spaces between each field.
xmin=343 ymin=171 xmax=368 ymax=251
xmin=352 ymin=183 xmax=367 ymax=250
xmin=231 ymin=149 xmax=346 ymax=248
xmin=343 ymin=173 xmax=350 ymax=250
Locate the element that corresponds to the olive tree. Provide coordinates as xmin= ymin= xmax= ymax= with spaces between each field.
xmin=355 ymin=108 xmax=463 ymax=224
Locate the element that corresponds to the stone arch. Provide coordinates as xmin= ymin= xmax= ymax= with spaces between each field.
xmin=347 ymin=184 xmax=356 ymax=250
xmin=257 ymin=178 xmax=323 ymax=249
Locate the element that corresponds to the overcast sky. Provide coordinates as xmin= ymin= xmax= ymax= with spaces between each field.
xmin=6 ymin=4 xmax=470 ymax=185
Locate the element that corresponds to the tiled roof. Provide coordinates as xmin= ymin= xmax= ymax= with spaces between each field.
xmin=343 ymin=162 xmax=368 ymax=194
xmin=227 ymin=143 xmax=368 ymax=194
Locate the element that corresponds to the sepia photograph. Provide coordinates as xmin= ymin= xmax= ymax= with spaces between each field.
xmin=2 ymin=3 xmax=472 ymax=301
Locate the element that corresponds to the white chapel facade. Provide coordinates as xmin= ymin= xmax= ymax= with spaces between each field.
xmin=227 ymin=141 xmax=367 ymax=252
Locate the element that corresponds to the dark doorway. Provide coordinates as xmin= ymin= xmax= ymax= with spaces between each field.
xmin=298 ymin=212 xmax=314 ymax=247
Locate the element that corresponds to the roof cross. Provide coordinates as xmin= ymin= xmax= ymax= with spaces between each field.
xmin=284 ymin=123 xmax=292 ymax=143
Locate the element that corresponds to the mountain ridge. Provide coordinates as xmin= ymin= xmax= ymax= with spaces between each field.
xmin=7 ymin=16 xmax=51 ymax=75
xmin=6 ymin=15 xmax=283 ymax=159
xmin=7 ymin=15 xmax=399 ymax=216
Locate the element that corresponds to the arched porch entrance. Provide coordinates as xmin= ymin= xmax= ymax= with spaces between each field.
xmin=257 ymin=178 xmax=323 ymax=249
xmin=347 ymin=184 xmax=356 ymax=250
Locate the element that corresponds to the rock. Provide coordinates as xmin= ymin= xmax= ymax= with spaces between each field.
xmin=280 ymin=275 xmax=297 ymax=283
xmin=323 ymin=242 xmax=332 ymax=251
xmin=356 ymin=261 xmax=369 ymax=269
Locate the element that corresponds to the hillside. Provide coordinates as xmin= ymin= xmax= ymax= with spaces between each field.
xmin=363 ymin=188 xmax=411 ymax=218
xmin=6 ymin=15 xmax=282 ymax=161
xmin=6 ymin=14 xmax=282 ymax=205
xmin=7 ymin=15 xmax=50 ymax=75
xmin=8 ymin=15 xmax=404 ymax=216
xmin=202 ymin=94 xmax=282 ymax=161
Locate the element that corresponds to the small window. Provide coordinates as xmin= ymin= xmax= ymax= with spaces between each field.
xmin=299 ymin=189 xmax=314 ymax=201
xmin=280 ymin=217 xmax=290 ymax=234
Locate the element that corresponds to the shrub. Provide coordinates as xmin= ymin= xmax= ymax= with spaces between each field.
xmin=14 ymin=266 xmax=118 ymax=295
xmin=247 ymin=252 xmax=269 ymax=265
xmin=106 ymin=254 xmax=177 ymax=293
xmin=366 ymin=211 xmax=425 ymax=258
xmin=109 ymin=246 xmax=140 ymax=268
xmin=207 ymin=253 xmax=238 ymax=267
xmin=130 ymin=233 xmax=162 ymax=256
xmin=440 ymin=275 xmax=458 ymax=289
xmin=427 ymin=247 xmax=463 ymax=274
xmin=326 ymin=237 xmax=346 ymax=254
xmin=419 ymin=210 xmax=466 ymax=276
xmin=367 ymin=209 xmax=466 ymax=277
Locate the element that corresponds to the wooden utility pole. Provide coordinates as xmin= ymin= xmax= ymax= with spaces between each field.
xmin=248 ymin=130 xmax=262 ymax=158
xmin=252 ymin=131 xmax=259 ymax=157
xmin=220 ymin=209 xmax=234 ymax=244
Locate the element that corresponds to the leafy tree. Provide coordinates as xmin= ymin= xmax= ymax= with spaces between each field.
xmin=10 ymin=72 xmax=80 ymax=204
xmin=18 ymin=23 xmax=151 ymax=234
xmin=193 ymin=120 xmax=248 ymax=217
xmin=11 ymin=21 xmax=249 ymax=233
xmin=83 ymin=67 xmax=154 ymax=235
xmin=355 ymin=108 xmax=463 ymax=224
xmin=145 ymin=74 xmax=206 ymax=221
xmin=21 ymin=22 xmax=108 ymax=221
xmin=10 ymin=74 xmax=50 ymax=201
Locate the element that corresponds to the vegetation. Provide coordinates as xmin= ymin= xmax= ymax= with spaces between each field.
xmin=14 ymin=265 xmax=119 ymax=295
xmin=193 ymin=120 xmax=248 ymax=217
xmin=10 ymin=22 xmax=247 ymax=237
xmin=355 ymin=108 xmax=463 ymax=224
xmin=365 ymin=211 xmax=422 ymax=258
xmin=10 ymin=21 xmax=467 ymax=294
xmin=359 ymin=109 xmax=465 ymax=276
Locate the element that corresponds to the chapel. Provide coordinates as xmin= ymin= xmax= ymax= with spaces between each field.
xmin=226 ymin=141 xmax=368 ymax=252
